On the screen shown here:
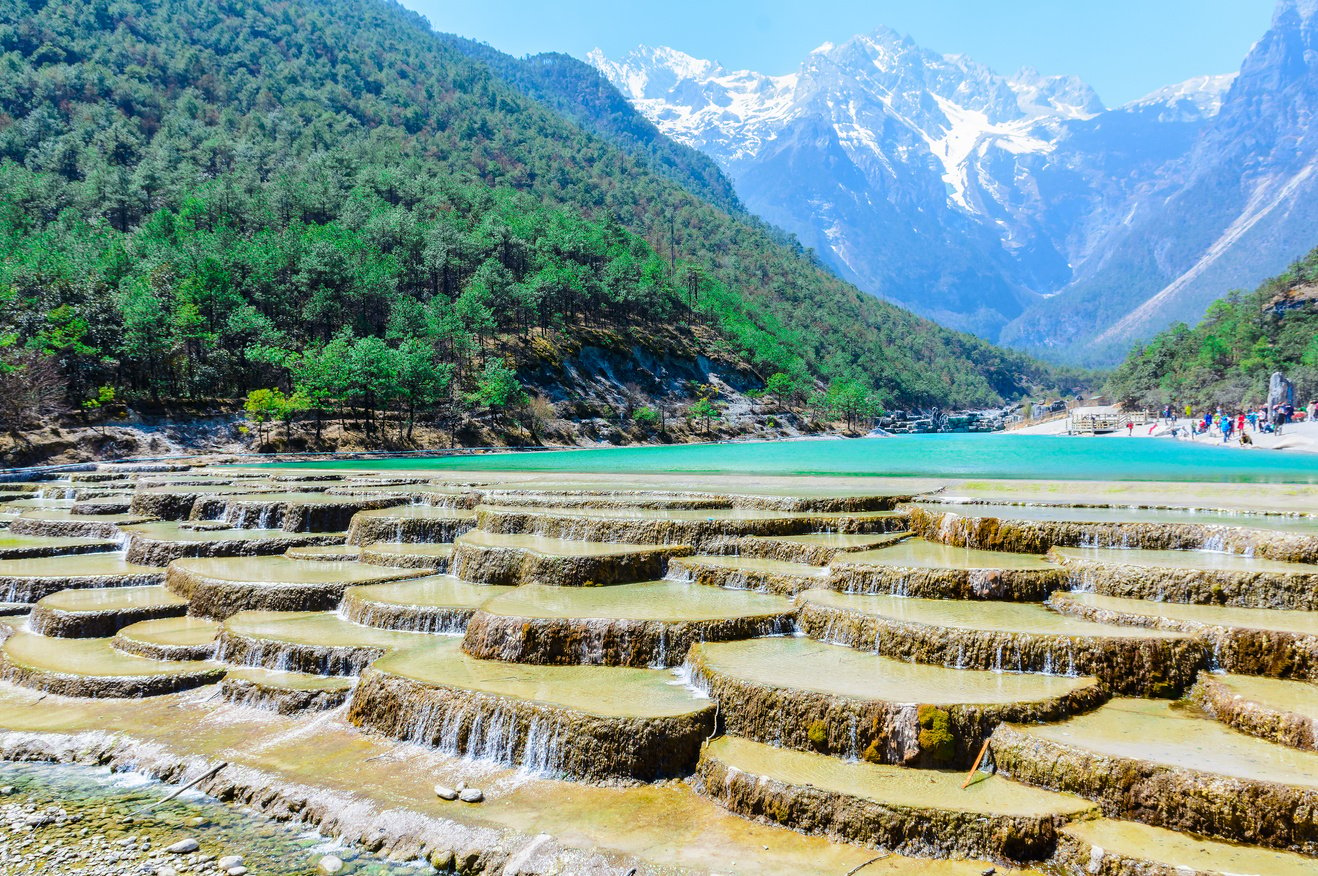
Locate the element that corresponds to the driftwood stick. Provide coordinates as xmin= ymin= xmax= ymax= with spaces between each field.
xmin=134 ymin=762 xmax=227 ymax=814
xmin=962 ymin=739 xmax=992 ymax=789
xmin=843 ymin=851 xmax=890 ymax=876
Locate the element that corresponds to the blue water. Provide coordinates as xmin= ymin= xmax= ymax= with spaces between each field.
xmin=268 ymin=435 xmax=1318 ymax=484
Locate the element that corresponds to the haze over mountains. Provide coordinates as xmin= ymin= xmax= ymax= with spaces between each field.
xmin=590 ymin=0 xmax=1318 ymax=363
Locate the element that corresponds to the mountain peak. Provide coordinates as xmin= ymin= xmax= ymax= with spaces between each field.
xmin=1279 ymin=0 xmax=1318 ymax=22
xmin=1122 ymin=73 xmax=1236 ymax=121
xmin=1009 ymin=66 xmax=1104 ymax=118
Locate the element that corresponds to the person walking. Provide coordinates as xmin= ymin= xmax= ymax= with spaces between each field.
xmin=1219 ymin=413 xmax=1231 ymax=443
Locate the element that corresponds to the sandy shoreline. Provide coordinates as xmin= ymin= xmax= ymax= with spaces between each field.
xmin=1007 ymin=416 xmax=1318 ymax=455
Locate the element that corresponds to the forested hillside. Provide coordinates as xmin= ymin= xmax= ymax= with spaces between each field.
xmin=0 ymin=0 xmax=1064 ymax=450
xmin=435 ymin=36 xmax=743 ymax=214
xmin=1107 ymin=246 xmax=1318 ymax=408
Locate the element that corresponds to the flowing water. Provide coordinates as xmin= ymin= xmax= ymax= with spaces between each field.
xmin=1018 ymin=698 xmax=1318 ymax=788
xmin=1057 ymin=591 xmax=1318 ymax=635
xmin=840 ymin=537 xmax=1055 ymax=569
xmin=476 ymin=579 xmax=793 ymax=621
xmin=706 ymin=735 xmax=1095 ymax=816
xmin=914 ymin=501 xmax=1318 ymax=533
xmin=4 ymin=461 xmax=1317 ymax=874
xmin=372 ymin=638 xmax=709 ymax=717
xmin=692 ymin=637 xmax=1097 ymax=703
xmin=0 ymin=760 xmax=420 ymax=876
xmin=801 ymin=589 xmax=1181 ymax=638
xmin=256 ymin=434 xmax=1318 ymax=483
xmin=1052 ymin=545 xmax=1318 ymax=573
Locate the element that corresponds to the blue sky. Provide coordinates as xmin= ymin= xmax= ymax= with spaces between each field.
xmin=400 ymin=0 xmax=1277 ymax=106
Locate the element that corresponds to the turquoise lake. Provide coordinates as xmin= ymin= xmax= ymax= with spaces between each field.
xmin=265 ymin=435 xmax=1318 ymax=483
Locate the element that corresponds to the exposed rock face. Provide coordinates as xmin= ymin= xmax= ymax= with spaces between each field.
xmin=798 ymin=600 xmax=1205 ymax=697
xmin=130 ymin=490 xmax=232 ymax=520
xmin=340 ymin=593 xmax=473 ymax=634
xmin=695 ymin=744 xmax=1073 ymax=863
xmin=220 ymin=675 xmax=351 ymax=714
xmin=8 ymin=515 xmax=153 ymax=539
xmin=450 ymin=541 xmax=691 ymax=587
xmin=474 ymin=508 xmax=904 ymax=552
xmin=732 ymin=532 xmax=908 ymax=565
xmin=347 ymin=668 xmax=715 ymax=783
xmin=69 ymin=497 xmax=132 ymax=515
xmin=0 ymin=653 xmax=221 ymax=698
xmin=346 ymin=514 xmax=475 ymax=546
xmin=1049 ymin=594 xmax=1318 ymax=680
xmin=164 ymin=567 xmax=351 ymax=620
xmin=0 ymin=540 xmax=117 ymax=560
xmin=479 ymin=491 xmax=730 ymax=511
xmin=1268 ymin=371 xmax=1295 ymax=409
xmin=0 ymin=569 xmax=166 ymax=604
xmin=1051 ymin=828 xmax=1216 ymax=876
xmin=1050 ymin=548 xmax=1318 ymax=610
xmin=124 ymin=530 xmax=344 ymax=566
xmin=825 ymin=559 xmax=1064 ymax=601
xmin=217 ymin=631 xmax=388 ymax=676
xmin=1191 ymin=675 xmax=1317 ymax=751
xmin=461 ymin=611 xmax=795 ymax=667
xmin=990 ymin=723 xmax=1318 ymax=854
xmin=0 ymin=729 xmax=657 ymax=875
xmin=909 ymin=507 xmax=1318 ymax=563
xmin=685 ymin=650 xmax=1106 ymax=767
xmin=327 ymin=486 xmax=481 ymax=510
xmin=29 ymin=600 xmax=186 ymax=639
xmin=666 ymin=557 xmax=826 ymax=596
xmin=358 ymin=545 xmax=447 ymax=571
xmin=110 ymin=632 xmax=217 ymax=662
xmin=216 ymin=496 xmax=408 ymax=532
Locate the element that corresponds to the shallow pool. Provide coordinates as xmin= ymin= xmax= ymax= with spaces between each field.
xmin=253 ymin=435 xmax=1318 ymax=483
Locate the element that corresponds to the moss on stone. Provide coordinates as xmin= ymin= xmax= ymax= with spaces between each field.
xmin=918 ymin=705 xmax=956 ymax=765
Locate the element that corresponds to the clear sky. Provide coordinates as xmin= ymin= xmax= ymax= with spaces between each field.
xmin=399 ymin=0 xmax=1278 ymax=106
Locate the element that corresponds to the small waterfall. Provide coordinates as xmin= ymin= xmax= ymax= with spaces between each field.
xmin=663 ymin=563 xmax=694 ymax=583
xmin=674 ymin=660 xmax=711 ymax=699
xmin=888 ymin=703 xmax=920 ymax=763
xmin=1068 ymin=570 xmax=1094 ymax=593
xmin=651 ymin=627 xmax=668 ymax=669
xmin=423 ymin=700 xmax=566 ymax=776
xmin=520 ymin=714 xmax=566 ymax=776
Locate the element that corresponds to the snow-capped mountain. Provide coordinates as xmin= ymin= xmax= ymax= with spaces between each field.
xmin=591 ymin=0 xmax=1316 ymax=360
xmin=1003 ymin=0 xmax=1318 ymax=357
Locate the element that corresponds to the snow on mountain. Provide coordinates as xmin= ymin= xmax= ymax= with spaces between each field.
xmin=591 ymin=30 xmax=1112 ymax=337
xmin=1121 ymin=74 xmax=1237 ymax=121
xmin=591 ymin=0 xmax=1318 ymax=358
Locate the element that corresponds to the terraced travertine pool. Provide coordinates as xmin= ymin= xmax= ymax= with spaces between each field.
xmin=0 ymin=459 xmax=1314 ymax=875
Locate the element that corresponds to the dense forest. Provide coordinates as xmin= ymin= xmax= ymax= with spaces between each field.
xmin=0 ymin=0 xmax=1068 ymax=445
xmin=1107 ymin=245 xmax=1318 ymax=409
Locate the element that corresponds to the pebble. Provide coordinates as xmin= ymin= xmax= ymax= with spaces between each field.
xmin=217 ymin=854 xmax=244 ymax=869
xmin=318 ymin=853 xmax=346 ymax=874
xmin=458 ymin=788 xmax=484 ymax=804
xmin=227 ymin=868 xmax=248 ymax=876
xmin=433 ymin=785 xmax=458 ymax=801
xmin=166 ymin=837 xmax=199 ymax=854
xmin=157 ymin=868 xmax=178 ymax=876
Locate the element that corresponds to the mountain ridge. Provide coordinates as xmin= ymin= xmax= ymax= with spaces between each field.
xmin=591 ymin=1 xmax=1316 ymax=362
xmin=0 ymin=0 xmax=1070 ymax=463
